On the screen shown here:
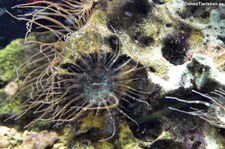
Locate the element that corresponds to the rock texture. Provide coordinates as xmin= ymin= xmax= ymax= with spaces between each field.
xmin=0 ymin=0 xmax=224 ymax=148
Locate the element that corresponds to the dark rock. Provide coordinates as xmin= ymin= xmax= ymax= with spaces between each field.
xmin=144 ymin=139 xmax=185 ymax=149
xmin=153 ymin=0 xmax=165 ymax=5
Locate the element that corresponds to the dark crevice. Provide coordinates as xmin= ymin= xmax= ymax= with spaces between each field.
xmin=161 ymin=31 xmax=190 ymax=65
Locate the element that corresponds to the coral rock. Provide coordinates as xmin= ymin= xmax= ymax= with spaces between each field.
xmin=22 ymin=131 xmax=59 ymax=149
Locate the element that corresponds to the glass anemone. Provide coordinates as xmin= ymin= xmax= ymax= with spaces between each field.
xmin=166 ymin=88 xmax=225 ymax=128
xmin=12 ymin=47 xmax=152 ymax=137
xmin=7 ymin=0 xmax=95 ymax=40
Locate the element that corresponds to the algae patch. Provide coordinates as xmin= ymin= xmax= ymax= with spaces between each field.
xmin=0 ymin=36 xmax=38 ymax=115
xmin=0 ymin=36 xmax=37 ymax=82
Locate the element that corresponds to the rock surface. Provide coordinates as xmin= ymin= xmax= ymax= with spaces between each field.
xmin=0 ymin=0 xmax=225 ymax=148
xmin=0 ymin=126 xmax=63 ymax=149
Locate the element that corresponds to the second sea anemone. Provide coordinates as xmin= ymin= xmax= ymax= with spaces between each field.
xmin=166 ymin=88 xmax=225 ymax=128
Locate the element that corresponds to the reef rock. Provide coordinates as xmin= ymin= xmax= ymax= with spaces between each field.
xmin=22 ymin=131 xmax=59 ymax=149
xmin=0 ymin=0 xmax=225 ymax=148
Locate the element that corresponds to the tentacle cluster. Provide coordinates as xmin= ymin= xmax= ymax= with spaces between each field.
xmin=12 ymin=46 xmax=152 ymax=134
xmin=7 ymin=0 xmax=96 ymax=41
xmin=166 ymin=88 xmax=225 ymax=128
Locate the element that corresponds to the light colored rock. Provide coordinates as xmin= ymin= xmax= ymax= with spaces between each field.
xmin=150 ymin=54 xmax=225 ymax=95
xmin=0 ymin=126 xmax=10 ymax=136
xmin=0 ymin=136 xmax=10 ymax=148
xmin=53 ymin=143 xmax=66 ymax=149
xmin=22 ymin=131 xmax=59 ymax=149
xmin=4 ymin=81 xmax=18 ymax=96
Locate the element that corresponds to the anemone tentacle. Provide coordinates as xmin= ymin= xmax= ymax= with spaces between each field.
xmin=7 ymin=0 xmax=96 ymax=42
xmin=166 ymin=88 xmax=225 ymax=128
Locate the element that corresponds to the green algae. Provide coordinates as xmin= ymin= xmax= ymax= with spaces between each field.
xmin=0 ymin=39 xmax=26 ymax=82
xmin=96 ymin=141 xmax=114 ymax=149
xmin=160 ymin=131 xmax=173 ymax=140
xmin=67 ymin=117 xmax=141 ymax=149
xmin=214 ymin=52 xmax=225 ymax=72
xmin=0 ymin=1 xmax=224 ymax=148
xmin=189 ymin=30 xmax=203 ymax=48
xmin=116 ymin=122 xmax=139 ymax=149
xmin=0 ymin=90 xmax=20 ymax=115
xmin=0 ymin=36 xmax=38 ymax=82
xmin=62 ymin=9 xmax=112 ymax=66
xmin=0 ymin=34 xmax=40 ymax=116
xmin=92 ymin=9 xmax=108 ymax=25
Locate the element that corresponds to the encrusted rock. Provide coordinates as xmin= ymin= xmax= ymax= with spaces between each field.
xmin=0 ymin=126 xmax=21 ymax=148
xmin=0 ymin=126 xmax=11 ymax=136
xmin=22 ymin=131 xmax=59 ymax=149
xmin=150 ymin=53 xmax=225 ymax=94
xmin=1 ymin=0 xmax=225 ymax=148
xmin=0 ymin=136 xmax=10 ymax=148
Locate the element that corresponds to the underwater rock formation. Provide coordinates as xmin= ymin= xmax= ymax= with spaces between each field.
xmin=0 ymin=0 xmax=225 ymax=148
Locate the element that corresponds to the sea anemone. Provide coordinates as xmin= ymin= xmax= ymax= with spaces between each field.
xmin=5 ymin=0 xmax=154 ymax=141
xmin=7 ymin=0 xmax=96 ymax=41
xmin=9 ymin=41 xmax=153 ymax=139
xmin=166 ymin=88 xmax=225 ymax=128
